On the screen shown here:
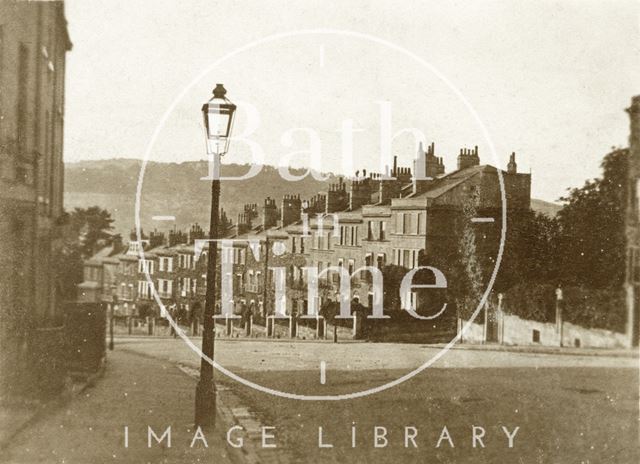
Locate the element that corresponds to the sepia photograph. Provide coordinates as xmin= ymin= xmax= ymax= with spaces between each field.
xmin=0 ymin=0 xmax=639 ymax=462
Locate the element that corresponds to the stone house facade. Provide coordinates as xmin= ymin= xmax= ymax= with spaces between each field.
xmin=80 ymin=144 xmax=531 ymax=328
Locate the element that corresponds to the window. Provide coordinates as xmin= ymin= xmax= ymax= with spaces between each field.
xmin=159 ymin=257 xmax=173 ymax=272
xmin=417 ymin=213 xmax=424 ymax=235
xmin=292 ymin=237 xmax=296 ymax=253
xmin=300 ymin=237 xmax=305 ymax=253
xmin=396 ymin=213 xmax=404 ymax=234
xmin=376 ymin=253 xmax=385 ymax=269
xmin=367 ymin=221 xmax=373 ymax=240
xmin=379 ymin=221 xmax=386 ymax=240
xmin=158 ymin=279 xmax=173 ymax=298
xmin=365 ymin=253 xmax=372 ymax=267
xmin=128 ymin=242 xmax=141 ymax=255
xmin=138 ymin=259 xmax=154 ymax=275
xmin=348 ymin=259 xmax=355 ymax=275
xmin=394 ymin=249 xmax=419 ymax=268
xmin=191 ymin=279 xmax=197 ymax=294
xmin=350 ymin=226 xmax=358 ymax=246
xmin=404 ymin=214 xmax=411 ymax=235
xmin=181 ymin=277 xmax=190 ymax=296
xmin=137 ymin=280 xmax=151 ymax=299
xmin=179 ymin=254 xmax=192 ymax=269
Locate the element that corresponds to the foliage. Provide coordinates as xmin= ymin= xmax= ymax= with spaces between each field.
xmin=502 ymin=283 xmax=557 ymax=322
xmin=494 ymin=210 xmax=561 ymax=292
xmin=555 ymin=148 xmax=628 ymax=288
xmin=69 ymin=206 xmax=115 ymax=258
xmin=426 ymin=148 xmax=627 ymax=327
xmin=380 ymin=264 xmax=408 ymax=312
xmin=502 ymin=283 xmax=626 ymax=332
xmin=54 ymin=207 xmax=116 ymax=302
xmin=562 ymin=286 xmax=626 ymax=332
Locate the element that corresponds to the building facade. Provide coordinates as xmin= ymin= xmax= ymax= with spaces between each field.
xmin=80 ymin=144 xmax=531 ymax=333
xmin=0 ymin=1 xmax=72 ymax=397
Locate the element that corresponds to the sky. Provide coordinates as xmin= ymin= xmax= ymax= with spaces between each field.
xmin=63 ymin=0 xmax=640 ymax=202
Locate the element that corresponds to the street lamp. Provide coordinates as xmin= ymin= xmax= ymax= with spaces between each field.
xmin=195 ymin=83 xmax=236 ymax=427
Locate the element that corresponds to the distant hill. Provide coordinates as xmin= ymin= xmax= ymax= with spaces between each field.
xmin=64 ymin=159 xmax=337 ymax=238
xmin=64 ymin=158 xmax=563 ymax=238
xmin=530 ymin=198 xmax=562 ymax=217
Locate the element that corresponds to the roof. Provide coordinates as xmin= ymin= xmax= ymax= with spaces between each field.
xmin=412 ymin=164 xmax=492 ymax=200
xmin=86 ymin=245 xmax=117 ymax=265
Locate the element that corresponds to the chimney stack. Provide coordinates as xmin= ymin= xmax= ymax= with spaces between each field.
xmin=281 ymin=194 xmax=302 ymax=227
xmin=262 ymin=197 xmax=278 ymax=230
xmin=507 ymin=152 xmax=518 ymax=174
xmin=457 ymin=145 xmax=480 ymax=171
xmin=326 ymin=177 xmax=348 ymax=213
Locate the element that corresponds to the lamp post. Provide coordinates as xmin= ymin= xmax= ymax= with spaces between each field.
xmin=555 ymin=286 xmax=564 ymax=348
xmin=194 ymin=84 xmax=236 ymax=427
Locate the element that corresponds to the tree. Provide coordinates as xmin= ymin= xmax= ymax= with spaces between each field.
xmin=69 ymin=206 xmax=115 ymax=258
xmin=54 ymin=207 xmax=116 ymax=302
xmin=380 ymin=264 xmax=407 ymax=312
xmin=494 ymin=210 xmax=561 ymax=292
xmin=556 ymin=148 xmax=628 ymax=288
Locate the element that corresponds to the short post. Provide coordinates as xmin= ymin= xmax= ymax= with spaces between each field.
xmin=226 ymin=316 xmax=232 ymax=337
xmin=289 ymin=316 xmax=297 ymax=338
xmin=333 ymin=323 xmax=338 ymax=343
xmin=246 ymin=315 xmax=252 ymax=337
xmin=109 ymin=311 xmax=114 ymax=351
xmin=150 ymin=317 xmax=155 ymax=336
xmin=497 ymin=293 xmax=504 ymax=345
xmin=482 ymin=302 xmax=488 ymax=344
xmin=556 ymin=287 xmax=564 ymax=347
xmin=352 ymin=314 xmax=357 ymax=338
xmin=316 ymin=316 xmax=324 ymax=339
xmin=127 ymin=316 xmax=133 ymax=335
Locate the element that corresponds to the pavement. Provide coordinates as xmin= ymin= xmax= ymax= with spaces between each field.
xmin=435 ymin=341 xmax=639 ymax=358
xmin=2 ymin=337 xmax=637 ymax=463
xmin=112 ymin=331 xmax=640 ymax=358
xmin=0 ymin=350 xmax=242 ymax=464
xmin=112 ymin=337 xmax=639 ymax=463
xmin=113 ymin=337 xmax=639 ymax=374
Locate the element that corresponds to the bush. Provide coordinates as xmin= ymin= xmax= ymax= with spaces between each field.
xmin=563 ymin=286 xmax=626 ymax=332
xmin=503 ymin=284 xmax=556 ymax=322
xmin=503 ymin=283 xmax=626 ymax=332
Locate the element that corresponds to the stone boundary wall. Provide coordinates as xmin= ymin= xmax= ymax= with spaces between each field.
xmin=459 ymin=312 xmax=626 ymax=349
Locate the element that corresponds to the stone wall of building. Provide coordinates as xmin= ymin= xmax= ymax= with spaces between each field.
xmin=0 ymin=1 xmax=72 ymax=399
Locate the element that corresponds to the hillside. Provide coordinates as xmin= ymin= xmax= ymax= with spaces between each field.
xmin=64 ymin=159 xmax=337 ymax=237
xmin=530 ymin=198 xmax=562 ymax=217
xmin=64 ymin=159 xmax=562 ymax=237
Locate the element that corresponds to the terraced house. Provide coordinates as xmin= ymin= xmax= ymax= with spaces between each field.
xmin=80 ymin=143 xmax=530 ymax=334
